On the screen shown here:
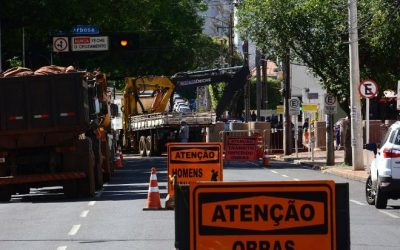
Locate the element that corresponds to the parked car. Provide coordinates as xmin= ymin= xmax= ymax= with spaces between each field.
xmin=366 ymin=121 xmax=400 ymax=209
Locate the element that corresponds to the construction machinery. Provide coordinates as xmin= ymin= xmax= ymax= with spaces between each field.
xmin=121 ymin=66 xmax=249 ymax=155
xmin=0 ymin=66 xmax=117 ymax=201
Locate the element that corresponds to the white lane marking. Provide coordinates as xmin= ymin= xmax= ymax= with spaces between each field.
xmin=57 ymin=246 xmax=67 ymax=250
xmin=68 ymin=225 xmax=81 ymax=236
xmin=350 ymin=199 xmax=366 ymax=206
xmin=88 ymin=201 xmax=96 ymax=206
xmin=379 ymin=210 xmax=400 ymax=219
xmin=281 ymin=174 xmax=289 ymax=178
xmin=271 ymin=170 xmax=278 ymax=174
xmin=80 ymin=210 xmax=89 ymax=218
xmin=293 ymin=178 xmax=300 ymax=181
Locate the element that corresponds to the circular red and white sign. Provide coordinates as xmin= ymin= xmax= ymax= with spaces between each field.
xmin=359 ymin=80 xmax=378 ymax=98
xmin=53 ymin=37 xmax=69 ymax=52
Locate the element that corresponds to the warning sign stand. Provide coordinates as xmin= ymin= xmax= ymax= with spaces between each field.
xmin=174 ymin=181 xmax=350 ymax=250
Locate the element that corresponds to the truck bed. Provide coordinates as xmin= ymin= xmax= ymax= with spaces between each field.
xmin=0 ymin=73 xmax=89 ymax=149
xmin=129 ymin=112 xmax=216 ymax=131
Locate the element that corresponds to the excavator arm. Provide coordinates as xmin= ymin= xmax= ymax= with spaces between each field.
xmin=171 ymin=65 xmax=250 ymax=118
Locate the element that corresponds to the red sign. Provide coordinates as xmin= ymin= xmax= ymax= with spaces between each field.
xmin=225 ymin=136 xmax=257 ymax=161
xmin=359 ymin=80 xmax=378 ymax=98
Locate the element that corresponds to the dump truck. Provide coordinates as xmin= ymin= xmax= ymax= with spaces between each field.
xmin=121 ymin=66 xmax=249 ymax=156
xmin=0 ymin=66 xmax=117 ymax=201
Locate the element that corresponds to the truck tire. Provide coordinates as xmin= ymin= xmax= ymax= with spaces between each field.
xmin=0 ymin=187 xmax=12 ymax=202
xmin=146 ymin=136 xmax=153 ymax=156
xmin=139 ymin=136 xmax=147 ymax=157
xmin=365 ymin=175 xmax=375 ymax=205
xmin=77 ymin=138 xmax=96 ymax=197
xmin=101 ymin=140 xmax=112 ymax=183
xmin=375 ymin=179 xmax=388 ymax=209
xmin=91 ymin=137 xmax=104 ymax=190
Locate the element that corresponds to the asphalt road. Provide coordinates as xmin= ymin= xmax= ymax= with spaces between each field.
xmin=0 ymin=156 xmax=400 ymax=250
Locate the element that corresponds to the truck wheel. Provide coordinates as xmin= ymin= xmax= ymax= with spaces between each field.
xmin=0 ymin=187 xmax=12 ymax=202
xmin=146 ymin=136 xmax=153 ymax=156
xmin=91 ymin=137 xmax=103 ymax=190
xmin=375 ymin=179 xmax=388 ymax=209
xmin=77 ymin=138 xmax=96 ymax=198
xmin=63 ymin=181 xmax=78 ymax=198
xmin=366 ymin=175 xmax=375 ymax=205
xmin=139 ymin=136 xmax=146 ymax=156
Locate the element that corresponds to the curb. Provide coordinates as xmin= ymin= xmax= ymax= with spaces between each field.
xmin=322 ymin=168 xmax=368 ymax=182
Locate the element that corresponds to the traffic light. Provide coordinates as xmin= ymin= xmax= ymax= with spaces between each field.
xmin=110 ymin=33 xmax=139 ymax=51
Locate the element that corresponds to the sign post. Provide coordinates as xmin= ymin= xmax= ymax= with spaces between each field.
xmin=359 ymin=80 xmax=378 ymax=144
xmin=289 ymin=98 xmax=300 ymax=158
xmin=324 ymin=93 xmax=337 ymax=165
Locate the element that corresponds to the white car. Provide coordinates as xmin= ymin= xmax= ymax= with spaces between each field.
xmin=366 ymin=121 xmax=400 ymax=209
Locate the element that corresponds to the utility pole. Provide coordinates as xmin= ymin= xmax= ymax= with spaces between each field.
xmin=348 ymin=0 xmax=364 ymax=170
xmin=229 ymin=13 xmax=234 ymax=66
xmin=242 ymin=40 xmax=250 ymax=121
xmin=261 ymin=54 xmax=268 ymax=109
xmin=22 ymin=27 xmax=26 ymax=67
xmin=283 ymin=49 xmax=292 ymax=155
xmin=256 ymin=49 xmax=261 ymax=121
xmin=0 ymin=18 xmax=2 ymax=72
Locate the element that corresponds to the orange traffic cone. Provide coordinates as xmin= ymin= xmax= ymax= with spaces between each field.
xmin=143 ymin=167 xmax=162 ymax=210
xmin=114 ymin=150 xmax=122 ymax=169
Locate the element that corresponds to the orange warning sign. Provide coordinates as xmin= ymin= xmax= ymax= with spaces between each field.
xmin=190 ymin=181 xmax=336 ymax=250
xmin=167 ymin=143 xmax=223 ymax=196
xmin=225 ymin=136 xmax=258 ymax=161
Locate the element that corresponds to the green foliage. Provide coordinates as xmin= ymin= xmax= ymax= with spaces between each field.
xmin=7 ymin=57 xmax=22 ymax=68
xmin=1 ymin=0 xmax=219 ymax=80
xmin=236 ymin=0 xmax=400 ymax=115
xmin=209 ymin=82 xmax=226 ymax=111
xmin=249 ymin=77 xmax=282 ymax=110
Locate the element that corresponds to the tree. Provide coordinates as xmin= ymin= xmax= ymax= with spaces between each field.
xmin=0 ymin=0 xmax=218 ymax=80
xmin=236 ymin=0 xmax=400 ymax=114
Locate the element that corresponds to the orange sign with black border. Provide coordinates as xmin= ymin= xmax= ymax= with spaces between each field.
xmin=190 ymin=181 xmax=336 ymax=250
xmin=167 ymin=143 xmax=223 ymax=196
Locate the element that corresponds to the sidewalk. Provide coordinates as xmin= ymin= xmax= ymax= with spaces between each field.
xmin=272 ymin=148 xmax=369 ymax=182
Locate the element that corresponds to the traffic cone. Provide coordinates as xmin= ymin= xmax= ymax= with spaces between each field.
xmin=114 ymin=150 xmax=122 ymax=169
xmin=143 ymin=167 xmax=162 ymax=210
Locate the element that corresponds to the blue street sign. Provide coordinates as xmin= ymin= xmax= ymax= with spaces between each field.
xmin=72 ymin=25 xmax=100 ymax=35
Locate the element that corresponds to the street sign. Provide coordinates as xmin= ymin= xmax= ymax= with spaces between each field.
xmin=72 ymin=25 xmax=100 ymax=35
xmin=302 ymin=103 xmax=318 ymax=113
xmin=71 ymin=36 xmax=109 ymax=51
xmin=359 ymin=80 xmax=378 ymax=98
xmin=52 ymin=37 xmax=69 ymax=52
xmin=225 ymin=136 xmax=257 ymax=161
xmin=289 ymin=97 xmax=301 ymax=115
xmin=167 ymin=143 xmax=223 ymax=196
xmin=190 ymin=181 xmax=336 ymax=250
xmin=324 ymin=93 xmax=337 ymax=115
xmin=276 ymin=105 xmax=284 ymax=114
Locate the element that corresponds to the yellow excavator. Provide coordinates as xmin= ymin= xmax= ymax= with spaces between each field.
xmin=121 ymin=66 xmax=249 ymax=156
